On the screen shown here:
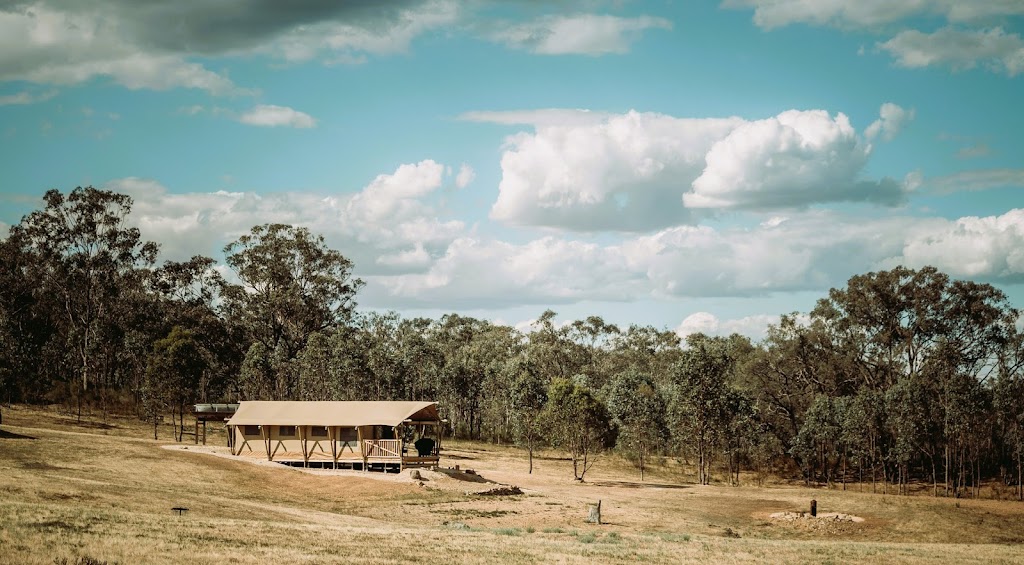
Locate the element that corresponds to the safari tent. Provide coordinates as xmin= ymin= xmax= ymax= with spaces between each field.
xmin=226 ymin=401 xmax=442 ymax=470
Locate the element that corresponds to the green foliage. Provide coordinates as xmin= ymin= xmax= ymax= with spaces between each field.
xmin=670 ymin=335 xmax=738 ymax=485
xmin=542 ymin=377 xmax=613 ymax=480
xmin=605 ymin=370 xmax=667 ymax=480
xmin=222 ymin=223 xmax=363 ymax=361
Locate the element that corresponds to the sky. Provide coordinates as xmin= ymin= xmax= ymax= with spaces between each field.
xmin=1 ymin=0 xmax=1023 ymax=340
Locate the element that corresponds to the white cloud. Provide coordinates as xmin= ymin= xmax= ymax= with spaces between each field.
xmin=265 ymin=0 xmax=459 ymax=63
xmin=108 ymin=160 xmax=464 ymax=273
xmin=890 ymin=209 xmax=1024 ymax=278
xmin=725 ymin=2 xmax=1024 ymax=74
xmin=0 ymin=88 xmax=56 ymax=106
xmin=0 ymin=6 xmax=246 ymax=94
xmin=237 ymin=104 xmax=317 ymax=128
xmin=374 ymin=236 xmax=645 ymax=308
xmin=676 ymin=312 xmax=782 ymax=341
xmin=865 ymin=102 xmax=915 ymax=141
xmin=371 ymin=208 xmax=1024 ymax=308
xmin=686 ymin=109 xmax=904 ymax=209
xmin=726 ymin=0 xmax=1024 ymax=29
xmin=878 ymin=27 xmax=1024 ymax=76
xmin=454 ymin=164 xmax=475 ymax=189
xmin=479 ymin=108 xmax=906 ymax=231
xmin=489 ymin=13 xmax=672 ymax=55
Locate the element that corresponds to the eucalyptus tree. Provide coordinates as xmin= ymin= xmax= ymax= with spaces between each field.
xmin=145 ymin=326 xmax=207 ymax=440
xmin=605 ymin=370 xmax=667 ymax=480
xmin=508 ymin=356 xmax=547 ymax=473
xmin=222 ymin=223 xmax=363 ymax=361
xmin=670 ymin=334 xmax=735 ymax=485
xmin=149 ymin=256 xmax=238 ymax=403
xmin=542 ymin=376 xmax=613 ymax=481
xmin=10 ymin=187 xmax=158 ymax=417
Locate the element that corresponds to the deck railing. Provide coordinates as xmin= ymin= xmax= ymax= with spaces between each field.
xmin=362 ymin=439 xmax=403 ymax=458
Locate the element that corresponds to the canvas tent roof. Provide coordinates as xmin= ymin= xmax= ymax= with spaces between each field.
xmin=226 ymin=401 xmax=440 ymax=428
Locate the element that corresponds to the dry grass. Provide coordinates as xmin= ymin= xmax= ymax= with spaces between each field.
xmin=2 ymin=405 xmax=1023 ymax=564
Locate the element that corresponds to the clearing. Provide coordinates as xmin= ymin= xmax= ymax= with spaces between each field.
xmin=1 ymin=405 xmax=1023 ymax=564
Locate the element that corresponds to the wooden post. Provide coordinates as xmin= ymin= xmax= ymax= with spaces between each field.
xmin=810 ymin=499 xmax=817 ymax=517
xmin=329 ymin=426 xmax=338 ymax=470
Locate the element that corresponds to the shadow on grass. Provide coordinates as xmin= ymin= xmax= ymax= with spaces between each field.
xmin=0 ymin=429 xmax=36 ymax=440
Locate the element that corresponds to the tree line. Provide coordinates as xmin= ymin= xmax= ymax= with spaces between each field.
xmin=1 ymin=187 xmax=1022 ymax=498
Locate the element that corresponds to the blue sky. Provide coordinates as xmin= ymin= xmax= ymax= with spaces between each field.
xmin=1 ymin=0 xmax=1023 ymax=338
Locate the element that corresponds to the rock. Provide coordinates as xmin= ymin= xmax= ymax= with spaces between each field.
xmin=409 ymin=469 xmax=422 ymax=480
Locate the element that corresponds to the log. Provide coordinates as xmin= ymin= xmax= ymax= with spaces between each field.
xmin=586 ymin=500 xmax=602 ymax=524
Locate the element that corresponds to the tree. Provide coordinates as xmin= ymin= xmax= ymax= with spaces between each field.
xmin=508 ymin=357 xmax=547 ymax=473
xmin=605 ymin=370 xmax=667 ymax=480
xmin=10 ymin=187 xmax=158 ymax=418
xmin=222 ymin=223 xmax=363 ymax=361
xmin=145 ymin=327 xmax=207 ymax=441
xmin=670 ymin=334 xmax=735 ymax=485
xmin=542 ymin=377 xmax=613 ymax=481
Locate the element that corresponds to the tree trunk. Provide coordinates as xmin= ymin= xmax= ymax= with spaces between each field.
xmin=1017 ymin=452 xmax=1021 ymax=502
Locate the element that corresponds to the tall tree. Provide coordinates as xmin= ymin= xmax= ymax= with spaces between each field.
xmin=671 ymin=334 xmax=736 ymax=485
xmin=508 ymin=356 xmax=547 ymax=473
xmin=145 ymin=326 xmax=207 ymax=441
xmin=10 ymin=187 xmax=158 ymax=417
xmin=542 ymin=377 xmax=613 ymax=481
xmin=222 ymin=223 xmax=363 ymax=360
xmin=605 ymin=370 xmax=668 ymax=480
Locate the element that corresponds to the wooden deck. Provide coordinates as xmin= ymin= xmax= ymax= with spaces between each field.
xmin=232 ymin=437 xmax=439 ymax=470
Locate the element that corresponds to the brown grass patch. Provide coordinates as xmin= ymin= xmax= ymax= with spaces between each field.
xmin=2 ymin=404 xmax=1024 ymax=564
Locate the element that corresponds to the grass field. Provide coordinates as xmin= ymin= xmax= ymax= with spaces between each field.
xmin=2 ymin=405 xmax=1023 ymax=564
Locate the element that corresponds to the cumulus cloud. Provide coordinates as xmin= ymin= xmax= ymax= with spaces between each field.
xmin=108 ymin=160 xmax=465 ymax=273
xmin=676 ymin=312 xmax=782 ymax=341
xmin=891 ymin=209 xmax=1024 ymax=279
xmin=878 ymin=27 xmax=1024 ymax=76
xmin=374 ymin=236 xmax=646 ymax=308
xmin=489 ymin=13 xmax=672 ymax=55
xmin=686 ymin=109 xmax=905 ymax=209
xmin=477 ymin=107 xmax=907 ymax=231
xmin=237 ymin=104 xmax=317 ymax=128
xmin=370 ymin=208 xmax=1024 ymax=308
xmin=865 ymin=102 xmax=915 ymax=141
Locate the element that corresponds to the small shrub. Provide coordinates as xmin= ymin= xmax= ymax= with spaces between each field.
xmin=493 ymin=527 xmax=522 ymax=536
xmin=541 ymin=527 xmax=565 ymax=534
xmin=578 ymin=532 xmax=597 ymax=544
xmin=525 ymin=526 xmax=535 ymax=534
